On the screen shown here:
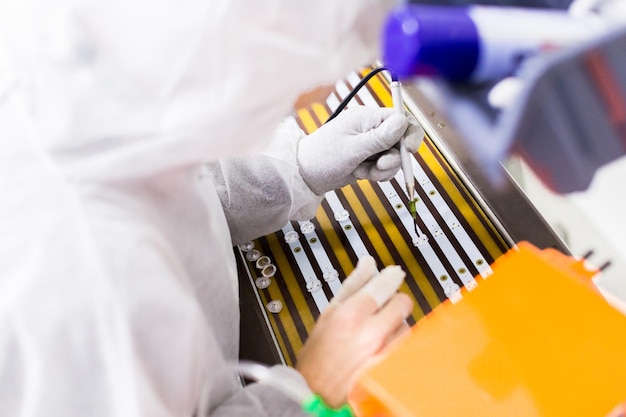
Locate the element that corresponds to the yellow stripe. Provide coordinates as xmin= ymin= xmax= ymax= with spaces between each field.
xmin=314 ymin=205 xmax=356 ymax=278
xmin=247 ymin=254 xmax=292 ymax=365
xmin=297 ymin=108 xmax=319 ymax=134
xmin=310 ymin=103 xmax=330 ymax=127
xmin=267 ymin=232 xmax=317 ymax=330
xmin=363 ymin=71 xmax=393 ymax=108
xmin=341 ymin=185 xmax=395 ymax=265
xmin=418 ymin=139 xmax=507 ymax=261
xmin=257 ymin=234 xmax=311 ymax=362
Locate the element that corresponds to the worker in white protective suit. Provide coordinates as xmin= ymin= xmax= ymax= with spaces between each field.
xmin=0 ymin=0 xmax=425 ymax=416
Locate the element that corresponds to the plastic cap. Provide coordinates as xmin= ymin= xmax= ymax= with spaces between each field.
xmin=383 ymin=5 xmax=480 ymax=81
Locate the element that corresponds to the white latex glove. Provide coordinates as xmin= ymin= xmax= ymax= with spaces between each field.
xmin=296 ymin=256 xmax=413 ymax=408
xmin=297 ymin=105 xmax=425 ymax=195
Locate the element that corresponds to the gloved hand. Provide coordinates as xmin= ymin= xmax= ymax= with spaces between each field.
xmin=296 ymin=256 xmax=413 ymax=408
xmin=297 ymin=105 xmax=425 ymax=195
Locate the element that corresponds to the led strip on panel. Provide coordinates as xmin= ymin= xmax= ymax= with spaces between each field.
xmin=296 ymin=221 xmax=343 ymax=297
xmin=282 ymin=223 xmax=330 ymax=313
xmin=324 ymin=191 xmax=372 ymax=261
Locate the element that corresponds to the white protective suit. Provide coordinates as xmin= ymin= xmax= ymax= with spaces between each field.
xmin=0 ymin=0 xmax=396 ymax=416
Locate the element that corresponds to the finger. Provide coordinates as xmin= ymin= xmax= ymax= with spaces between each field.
xmin=384 ymin=318 xmax=411 ymax=347
xmin=353 ymin=161 xmax=399 ymax=183
xmin=352 ymin=160 xmax=377 ymax=181
xmin=348 ymin=106 xmax=395 ymax=129
xmin=360 ymin=113 xmax=408 ymax=156
xmin=331 ymin=256 xmax=378 ymax=305
xmin=375 ymin=148 xmax=400 ymax=171
xmin=365 ymin=166 xmax=400 ymax=183
xmin=358 ymin=265 xmax=406 ymax=309
xmin=368 ymin=292 xmax=414 ymax=342
xmin=402 ymin=116 xmax=425 ymax=153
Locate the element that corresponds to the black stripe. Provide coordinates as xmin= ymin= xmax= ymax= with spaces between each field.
xmin=352 ymin=182 xmax=433 ymax=319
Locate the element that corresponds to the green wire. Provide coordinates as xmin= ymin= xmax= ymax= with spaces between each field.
xmin=302 ymin=394 xmax=354 ymax=417
xmin=408 ymin=199 xmax=417 ymax=219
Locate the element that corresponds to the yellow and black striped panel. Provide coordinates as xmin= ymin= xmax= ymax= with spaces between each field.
xmin=236 ymin=68 xmax=510 ymax=366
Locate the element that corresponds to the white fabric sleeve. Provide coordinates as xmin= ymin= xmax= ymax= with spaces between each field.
xmin=209 ymin=386 xmax=309 ymax=417
xmin=206 ymin=119 xmax=324 ymax=245
xmin=204 ymin=366 xmax=311 ymax=417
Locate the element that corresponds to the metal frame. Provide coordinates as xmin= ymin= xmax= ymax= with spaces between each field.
xmin=400 ymin=82 xmax=570 ymax=253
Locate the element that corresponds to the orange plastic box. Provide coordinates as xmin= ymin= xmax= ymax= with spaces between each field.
xmin=349 ymin=241 xmax=626 ymax=417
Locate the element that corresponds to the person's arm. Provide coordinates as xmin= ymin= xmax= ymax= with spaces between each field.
xmin=207 ymin=106 xmax=424 ymax=245
xmin=205 ymin=119 xmax=323 ymax=245
xmin=206 ymin=256 xmax=413 ymax=414
xmin=200 ymin=364 xmax=311 ymax=417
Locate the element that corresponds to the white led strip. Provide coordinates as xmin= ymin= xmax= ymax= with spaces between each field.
xmin=378 ymin=180 xmax=461 ymax=298
xmin=411 ymin=164 xmax=493 ymax=278
xmin=282 ymin=223 xmax=330 ymax=313
xmin=326 ymin=94 xmax=341 ymax=114
xmin=324 ymin=192 xmax=371 ymax=260
xmin=296 ymin=221 xmax=343 ymax=297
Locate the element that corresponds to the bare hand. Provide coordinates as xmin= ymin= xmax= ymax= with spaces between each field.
xmin=296 ymin=256 xmax=413 ymax=408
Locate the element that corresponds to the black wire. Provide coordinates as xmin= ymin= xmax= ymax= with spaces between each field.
xmin=324 ymin=66 xmax=396 ymax=124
